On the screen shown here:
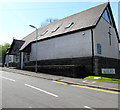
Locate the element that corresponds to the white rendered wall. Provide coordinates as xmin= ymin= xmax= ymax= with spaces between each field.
xmin=30 ymin=30 xmax=92 ymax=61
xmin=93 ymin=17 xmax=119 ymax=59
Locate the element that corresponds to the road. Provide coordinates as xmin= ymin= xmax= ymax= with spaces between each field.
xmin=0 ymin=70 xmax=119 ymax=109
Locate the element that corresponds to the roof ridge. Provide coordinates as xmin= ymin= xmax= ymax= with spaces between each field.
xmin=39 ymin=2 xmax=109 ymax=29
xmin=64 ymin=2 xmax=108 ymax=19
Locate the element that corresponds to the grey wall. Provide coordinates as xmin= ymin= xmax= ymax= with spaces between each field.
xmin=93 ymin=17 xmax=119 ymax=59
xmin=30 ymin=30 xmax=92 ymax=61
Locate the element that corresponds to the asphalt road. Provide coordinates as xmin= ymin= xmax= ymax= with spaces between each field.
xmin=0 ymin=70 xmax=119 ymax=109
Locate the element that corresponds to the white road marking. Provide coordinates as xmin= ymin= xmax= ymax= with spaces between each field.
xmin=29 ymin=106 xmax=32 ymax=108
xmin=0 ymin=76 xmax=15 ymax=82
xmin=84 ymin=105 xmax=95 ymax=110
xmin=25 ymin=83 xmax=58 ymax=98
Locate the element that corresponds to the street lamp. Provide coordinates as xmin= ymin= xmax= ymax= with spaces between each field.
xmin=29 ymin=25 xmax=38 ymax=73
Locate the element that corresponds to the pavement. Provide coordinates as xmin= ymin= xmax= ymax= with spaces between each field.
xmin=1 ymin=67 xmax=120 ymax=92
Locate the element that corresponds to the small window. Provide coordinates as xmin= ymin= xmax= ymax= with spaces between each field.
xmin=97 ymin=43 xmax=102 ymax=55
xmin=9 ymin=56 xmax=11 ymax=61
xmin=40 ymin=30 xmax=48 ymax=36
xmin=102 ymin=10 xmax=111 ymax=23
xmin=52 ymin=27 xmax=59 ymax=32
xmin=65 ymin=22 xmax=74 ymax=29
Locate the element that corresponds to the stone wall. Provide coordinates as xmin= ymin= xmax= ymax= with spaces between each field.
xmin=24 ymin=57 xmax=93 ymax=77
xmin=94 ymin=56 xmax=120 ymax=75
xmin=23 ymin=56 xmax=120 ymax=77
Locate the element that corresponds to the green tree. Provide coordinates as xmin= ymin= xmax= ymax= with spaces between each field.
xmin=0 ymin=43 xmax=10 ymax=66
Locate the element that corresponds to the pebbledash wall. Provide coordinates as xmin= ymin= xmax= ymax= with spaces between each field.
xmin=93 ymin=17 xmax=119 ymax=75
xmin=30 ymin=30 xmax=92 ymax=61
xmin=94 ymin=17 xmax=119 ymax=58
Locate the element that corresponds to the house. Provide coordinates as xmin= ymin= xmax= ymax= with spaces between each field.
xmin=4 ymin=47 xmax=15 ymax=67
xmin=7 ymin=39 xmax=25 ymax=68
xmin=7 ymin=2 xmax=120 ymax=77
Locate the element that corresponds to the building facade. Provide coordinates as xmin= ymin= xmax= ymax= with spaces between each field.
xmin=6 ymin=2 xmax=120 ymax=77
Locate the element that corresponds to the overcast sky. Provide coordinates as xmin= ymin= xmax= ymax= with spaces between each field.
xmin=0 ymin=0 xmax=119 ymax=45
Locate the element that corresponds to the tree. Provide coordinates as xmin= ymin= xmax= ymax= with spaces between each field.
xmin=0 ymin=45 xmax=2 ymax=66
xmin=40 ymin=18 xmax=58 ymax=26
xmin=0 ymin=43 xmax=10 ymax=66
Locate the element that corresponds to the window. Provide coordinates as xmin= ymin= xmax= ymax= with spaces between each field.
xmin=65 ymin=22 xmax=74 ymax=29
xmin=9 ymin=56 xmax=11 ymax=61
xmin=40 ymin=30 xmax=48 ymax=36
xmin=97 ymin=43 xmax=102 ymax=55
xmin=52 ymin=26 xmax=59 ymax=32
xmin=102 ymin=10 xmax=111 ymax=23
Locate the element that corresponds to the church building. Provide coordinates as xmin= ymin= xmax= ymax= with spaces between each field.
xmin=7 ymin=2 xmax=120 ymax=77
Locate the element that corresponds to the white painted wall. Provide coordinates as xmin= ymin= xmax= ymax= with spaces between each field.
xmin=30 ymin=30 xmax=92 ymax=61
xmin=93 ymin=17 xmax=119 ymax=59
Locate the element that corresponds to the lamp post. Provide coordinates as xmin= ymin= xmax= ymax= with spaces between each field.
xmin=29 ymin=25 xmax=38 ymax=73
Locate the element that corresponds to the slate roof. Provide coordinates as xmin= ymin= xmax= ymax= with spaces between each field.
xmin=9 ymin=39 xmax=25 ymax=54
xmin=18 ymin=2 xmax=116 ymax=51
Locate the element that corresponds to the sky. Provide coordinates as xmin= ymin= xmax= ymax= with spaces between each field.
xmin=0 ymin=0 xmax=119 ymax=45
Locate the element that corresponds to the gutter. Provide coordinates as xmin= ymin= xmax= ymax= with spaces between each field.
xmin=20 ymin=25 xmax=96 ymax=52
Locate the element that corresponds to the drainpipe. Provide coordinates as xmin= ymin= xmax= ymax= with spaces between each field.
xmin=91 ymin=29 xmax=94 ymax=75
xmin=20 ymin=52 xmax=24 ymax=69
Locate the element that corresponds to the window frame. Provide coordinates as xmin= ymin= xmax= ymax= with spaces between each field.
xmin=52 ymin=26 xmax=60 ymax=33
xmin=102 ymin=8 xmax=113 ymax=26
xmin=65 ymin=22 xmax=74 ymax=29
xmin=40 ymin=30 xmax=48 ymax=36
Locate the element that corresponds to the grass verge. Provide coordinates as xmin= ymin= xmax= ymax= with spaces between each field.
xmin=84 ymin=76 xmax=120 ymax=83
